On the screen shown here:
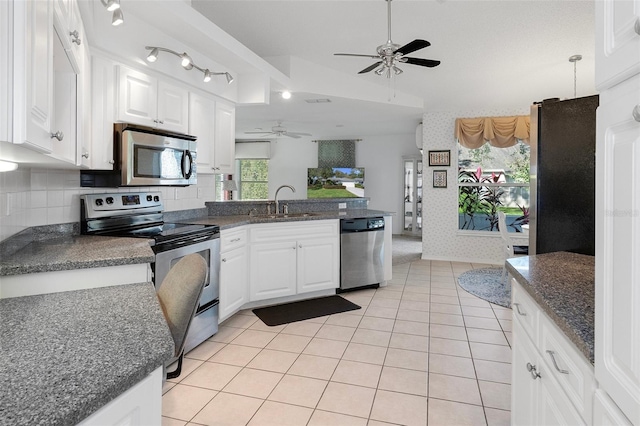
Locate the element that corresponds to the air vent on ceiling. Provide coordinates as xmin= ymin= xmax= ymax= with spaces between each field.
xmin=305 ymin=98 xmax=332 ymax=103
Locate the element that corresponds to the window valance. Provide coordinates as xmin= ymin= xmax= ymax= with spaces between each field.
xmin=455 ymin=115 xmax=530 ymax=149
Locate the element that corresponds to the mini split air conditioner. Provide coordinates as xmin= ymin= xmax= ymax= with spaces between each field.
xmin=415 ymin=122 xmax=423 ymax=152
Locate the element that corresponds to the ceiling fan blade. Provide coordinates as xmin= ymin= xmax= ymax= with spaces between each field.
xmin=358 ymin=61 xmax=383 ymax=74
xmin=402 ymin=57 xmax=441 ymax=68
xmin=334 ymin=53 xmax=380 ymax=59
xmin=284 ymin=133 xmax=302 ymax=139
xmin=394 ymin=39 xmax=431 ymax=56
xmin=287 ymin=132 xmax=312 ymax=137
xmin=244 ymin=131 xmax=274 ymax=136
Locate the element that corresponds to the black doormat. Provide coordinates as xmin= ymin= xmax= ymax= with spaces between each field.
xmin=253 ymin=295 xmax=361 ymax=326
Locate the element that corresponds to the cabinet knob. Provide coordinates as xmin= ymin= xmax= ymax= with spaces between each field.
xmin=69 ymin=30 xmax=81 ymax=45
xmin=108 ymin=160 xmax=115 ymax=164
xmin=82 ymin=152 xmax=90 ymax=159
xmin=526 ymin=362 xmax=541 ymax=380
xmin=222 ymin=258 xmax=227 ymax=262
xmin=633 ymin=105 xmax=640 ymax=123
xmin=50 ymin=131 xmax=64 ymax=141
xmin=299 ymin=244 xmax=302 ymax=248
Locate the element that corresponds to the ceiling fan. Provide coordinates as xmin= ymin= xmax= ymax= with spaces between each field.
xmin=334 ymin=0 xmax=440 ymax=78
xmin=244 ymin=121 xmax=312 ymax=139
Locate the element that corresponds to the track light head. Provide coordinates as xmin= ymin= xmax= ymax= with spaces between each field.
xmin=203 ymin=70 xmax=212 ymax=83
xmin=111 ymin=8 xmax=124 ymax=26
xmin=225 ymin=72 xmax=234 ymax=84
xmin=180 ymin=53 xmax=192 ymax=69
xmin=146 ymin=47 xmax=159 ymax=63
xmin=106 ymin=0 xmax=120 ymax=12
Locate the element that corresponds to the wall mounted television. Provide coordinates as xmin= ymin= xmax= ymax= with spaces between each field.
xmin=307 ymin=167 xmax=365 ymax=199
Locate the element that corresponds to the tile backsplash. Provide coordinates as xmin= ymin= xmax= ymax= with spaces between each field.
xmin=0 ymin=168 xmax=217 ymax=242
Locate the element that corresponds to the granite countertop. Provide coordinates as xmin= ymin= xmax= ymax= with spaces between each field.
xmin=0 ymin=235 xmax=155 ymax=276
xmin=506 ymin=251 xmax=595 ymax=363
xmin=0 ymin=282 xmax=174 ymax=426
xmin=184 ymin=209 xmax=393 ymax=230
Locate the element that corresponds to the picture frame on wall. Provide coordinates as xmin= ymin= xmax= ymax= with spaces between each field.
xmin=433 ymin=170 xmax=447 ymax=188
xmin=428 ymin=150 xmax=450 ymax=166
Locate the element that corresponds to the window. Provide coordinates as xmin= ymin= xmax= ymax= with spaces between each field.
xmin=458 ymin=141 xmax=530 ymax=233
xmin=237 ymin=159 xmax=269 ymax=200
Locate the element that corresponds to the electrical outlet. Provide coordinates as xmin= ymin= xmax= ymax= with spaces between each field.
xmin=338 ymin=202 xmax=347 ymax=209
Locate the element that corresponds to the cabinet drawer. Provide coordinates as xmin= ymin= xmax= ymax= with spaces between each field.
xmin=511 ymin=278 xmax=539 ymax=343
xmin=539 ymin=313 xmax=595 ymax=424
xmin=250 ymin=220 xmax=338 ymax=243
xmin=221 ymin=227 xmax=247 ymax=253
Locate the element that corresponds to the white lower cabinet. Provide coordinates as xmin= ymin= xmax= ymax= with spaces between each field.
xmin=219 ymin=227 xmax=249 ymax=322
xmin=249 ymin=220 xmax=339 ymax=302
xmin=511 ymin=278 xmax=594 ymax=425
xmin=77 ymin=367 xmax=162 ymax=426
xmin=593 ymin=389 xmax=633 ymax=426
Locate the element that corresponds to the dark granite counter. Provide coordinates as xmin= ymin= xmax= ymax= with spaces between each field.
xmin=506 ymin=251 xmax=595 ymax=363
xmin=0 ymin=235 xmax=155 ymax=276
xmin=0 ymin=282 xmax=174 ymax=426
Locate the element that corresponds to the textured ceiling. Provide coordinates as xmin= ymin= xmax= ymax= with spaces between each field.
xmin=192 ymin=0 xmax=596 ymax=138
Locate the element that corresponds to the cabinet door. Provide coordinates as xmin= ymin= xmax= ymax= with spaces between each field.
xmin=89 ymin=55 xmax=117 ymax=170
xmin=157 ymin=81 xmax=188 ymax=133
xmin=537 ymin=366 xmax=585 ymax=426
xmin=17 ymin=0 xmax=54 ymax=153
xmin=219 ymin=245 xmax=248 ymax=323
xmin=117 ymin=65 xmax=157 ymax=127
xmin=595 ymin=75 xmax=640 ymax=425
xmin=189 ymin=92 xmax=216 ymax=173
xmin=512 ymin=319 xmax=540 ymax=426
xmin=595 ymin=0 xmax=640 ymax=90
xmin=250 ymin=241 xmax=297 ymax=301
xmin=593 ymin=389 xmax=633 ymax=425
xmin=214 ymin=101 xmax=236 ymax=174
xmin=297 ymin=237 xmax=339 ymax=293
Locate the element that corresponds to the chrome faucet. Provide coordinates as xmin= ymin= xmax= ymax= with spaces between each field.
xmin=274 ymin=185 xmax=295 ymax=214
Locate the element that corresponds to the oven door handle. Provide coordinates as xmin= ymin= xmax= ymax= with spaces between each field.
xmin=182 ymin=150 xmax=194 ymax=179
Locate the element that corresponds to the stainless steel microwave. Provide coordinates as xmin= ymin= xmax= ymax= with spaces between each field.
xmin=81 ymin=123 xmax=197 ymax=187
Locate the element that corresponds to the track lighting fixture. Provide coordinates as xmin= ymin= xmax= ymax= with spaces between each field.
xmin=100 ymin=0 xmax=124 ymax=26
xmin=144 ymin=46 xmax=234 ymax=84
xmin=281 ymin=90 xmax=292 ymax=100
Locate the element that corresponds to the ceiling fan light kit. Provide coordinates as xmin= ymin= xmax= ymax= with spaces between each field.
xmin=335 ymin=0 xmax=440 ymax=78
xmin=144 ymin=46 xmax=233 ymax=84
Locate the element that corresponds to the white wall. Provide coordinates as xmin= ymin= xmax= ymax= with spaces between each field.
xmin=265 ymin=133 xmax=420 ymax=234
xmin=0 ymin=168 xmax=217 ymax=242
xmin=421 ymin=107 xmax=529 ymax=264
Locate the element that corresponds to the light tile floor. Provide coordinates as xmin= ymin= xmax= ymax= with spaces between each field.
xmin=162 ymin=260 xmax=512 ymax=426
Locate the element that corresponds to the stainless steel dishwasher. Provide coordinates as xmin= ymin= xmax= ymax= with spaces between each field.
xmin=340 ymin=217 xmax=385 ymax=291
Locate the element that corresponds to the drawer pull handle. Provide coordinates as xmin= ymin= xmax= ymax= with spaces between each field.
xmin=546 ymin=350 xmax=569 ymax=374
xmin=513 ymin=303 xmax=527 ymax=316
xmin=229 ymin=238 xmax=241 ymax=243
xmin=526 ymin=362 xmax=541 ymax=380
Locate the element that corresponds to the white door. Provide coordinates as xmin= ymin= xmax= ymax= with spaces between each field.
xmin=214 ymin=101 xmax=236 ymax=174
xmin=219 ymin=245 xmax=248 ymax=322
xmin=296 ymin=237 xmax=339 ymax=293
xmin=117 ymin=65 xmax=157 ymax=127
xmin=157 ymin=81 xmax=188 ymax=133
xmin=250 ymin=241 xmax=297 ymax=301
xmin=595 ymin=75 xmax=640 ymax=425
xmin=189 ymin=92 xmax=216 ymax=173
xmin=595 ymin=0 xmax=640 ymax=90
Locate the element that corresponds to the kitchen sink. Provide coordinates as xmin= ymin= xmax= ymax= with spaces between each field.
xmin=252 ymin=212 xmax=322 ymax=219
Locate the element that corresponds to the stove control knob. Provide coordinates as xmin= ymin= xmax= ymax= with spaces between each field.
xmin=146 ymin=195 xmax=152 ymax=202
xmin=106 ymin=197 xmax=114 ymax=205
xmin=154 ymin=196 xmax=160 ymax=202
xmin=95 ymin=199 xmax=103 ymax=206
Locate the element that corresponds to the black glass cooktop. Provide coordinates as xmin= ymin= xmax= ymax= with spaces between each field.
xmin=108 ymin=222 xmax=219 ymax=243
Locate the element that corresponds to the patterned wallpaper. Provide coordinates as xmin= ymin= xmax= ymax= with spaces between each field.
xmin=421 ymin=107 xmax=529 ymax=264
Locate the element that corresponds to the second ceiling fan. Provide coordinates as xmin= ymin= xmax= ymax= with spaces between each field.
xmin=335 ymin=0 xmax=440 ymax=77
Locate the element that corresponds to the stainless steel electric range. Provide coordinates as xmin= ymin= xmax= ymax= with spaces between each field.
xmin=80 ymin=191 xmax=220 ymax=354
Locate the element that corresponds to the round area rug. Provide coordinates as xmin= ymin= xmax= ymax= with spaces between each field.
xmin=457 ymin=268 xmax=511 ymax=308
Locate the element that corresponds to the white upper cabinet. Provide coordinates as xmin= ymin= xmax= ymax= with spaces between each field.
xmin=87 ymin=55 xmax=117 ymax=170
xmin=12 ymin=0 xmax=55 ymax=153
xmin=188 ymin=92 xmax=216 ymax=173
xmin=595 ymin=0 xmax=640 ymax=90
xmin=214 ymin=101 xmax=235 ymax=174
xmin=117 ymin=65 xmax=188 ymax=134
